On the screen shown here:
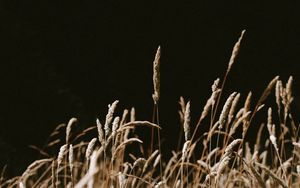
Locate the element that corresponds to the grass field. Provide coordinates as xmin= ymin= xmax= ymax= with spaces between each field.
xmin=1 ymin=30 xmax=300 ymax=188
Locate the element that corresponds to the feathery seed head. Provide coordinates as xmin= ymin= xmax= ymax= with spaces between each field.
xmin=66 ymin=117 xmax=78 ymax=144
xmin=86 ymin=138 xmax=97 ymax=160
xmin=57 ymin=144 xmax=68 ymax=167
xmin=183 ymin=101 xmax=191 ymax=141
xmin=152 ymin=46 xmax=161 ymax=104
xmin=219 ymin=92 xmax=237 ymax=129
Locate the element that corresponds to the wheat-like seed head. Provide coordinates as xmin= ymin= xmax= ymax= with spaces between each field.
xmin=212 ymin=78 xmax=220 ymax=92
xmin=104 ymin=100 xmax=119 ymax=137
xmin=112 ymin=116 xmax=120 ymax=137
xmin=200 ymin=89 xmax=221 ymax=121
xmin=243 ymin=92 xmax=252 ymax=114
xmin=286 ymin=76 xmax=293 ymax=102
xmin=96 ymin=118 xmax=104 ymax=146
xmin=182 ymin=140 xmax=191 ymax=162
xmin=130 ymin=107 xmax=135 ymax=122
xmin=216 ymin=156 xmax=230 ymax=181
xmin=267 ymin=107 xmax=273 ymax=134
xmin=57 ymin=144 xmax=68 ymax=168
xmin=120 ymin=109 xmax=129 ymax=125
xmin=183 ymin=101 xmax=191 ymax=141
xmin=69 ymin=144 xmax=74 ymax=173
xmin=66 ymin=117 xmax=77 ymax=144
xmin=152 ymin=46 xmax=161 ymax=104
xmin=227 ymin=30 xmax=246 ymax=71
xmin=86 ymin=138 xmax=97 ymax=161
xmin=219 ymin=92 xmax=237 ymax=129
xmin=228 ymin=93 xmax=240 ymax=123
xmin=224 ymin=139 xmax=243 ymax=157
xmin=259 ymin=76 xmax=279 ymax=105
xmin=276 ymin=80 xmax=283 ymax=109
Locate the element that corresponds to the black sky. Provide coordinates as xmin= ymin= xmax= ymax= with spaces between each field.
xmin=1 ymin=0 xmax=300 ymax=176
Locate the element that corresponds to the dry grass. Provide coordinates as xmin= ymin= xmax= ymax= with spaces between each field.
xmin=2 ymin=30 xmax=300 ymax=188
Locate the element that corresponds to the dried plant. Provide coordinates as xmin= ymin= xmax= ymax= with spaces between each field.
xmin=3 ymin=30 xmax=299 ymax=188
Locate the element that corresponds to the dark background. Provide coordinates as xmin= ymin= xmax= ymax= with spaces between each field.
xmin=1 ymin=0 xmax=300 ymax=177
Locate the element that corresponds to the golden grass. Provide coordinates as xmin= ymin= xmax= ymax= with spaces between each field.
xmin=2 ymin=30 xmax=300 ymax=188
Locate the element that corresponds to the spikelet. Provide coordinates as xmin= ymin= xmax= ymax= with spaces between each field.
xmin=130 ymin=107 xmax=136 ymax=122
xmin=276 ymin=80 xmax=283 ymax=109
xmin=96 ymin=118 xmax=105 ymax=146
xmin=198 ymin=78 xmax=221 ymax=122
xmin=182 ymin=140 xmax=191 ymax=162
xmin=152 ymin=46 xmax=161 ymax=104
xmin=216 ymin=156 xmax=230 ymax=180
xmin=200 ymin=89 xmax=221 ymax=121
xmin=212 ymin=78 xmax=220 ymax=92
xmin=183 ymin=101 xmax=191 ymax=141
xmin=86 ymin=138 xmax=97 ymax=161
xmin=219 ymin=92 xmax=237 ymax=129
xmin=120 ymin=109 xmax=129 ymax=125
xmin=228 ymin=93 xmax=240 ymax=123
xmin=267 ymin=108 xmax=273 ymax=134
xmin=224 ymin=139 xmax=243 ymax=157
xmin=286 ymin=76 xmax=293 ymax=102
xmin=178 ymin=96 xmax=186 ymax=124
xmin=210 ymin=78 xmax=221 ymax=108
xmin=259 ymin=76 xmax=279 ymax=105
xmin=112 ymin=116 xmax=120 ymax=137
xmin=267 ymin=108 xmax=278 ymax=151
xmin=66 ymin=117 xmax=78 ymax=144
xmin=244 ymin=92 xmax=252 ymax=114
xmin=104 ymin=100 xmax=119 ymax=137
xmin=227 ymin=30 xmax=246 ymax=71
xmin=57 ymin=144 xmax=68 ymax=168
xmin=69 ymin=144 xmax=74 ymax=174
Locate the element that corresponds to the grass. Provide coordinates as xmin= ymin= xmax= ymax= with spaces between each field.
xmin=1 ymin=30 xmax=300 ymax=187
